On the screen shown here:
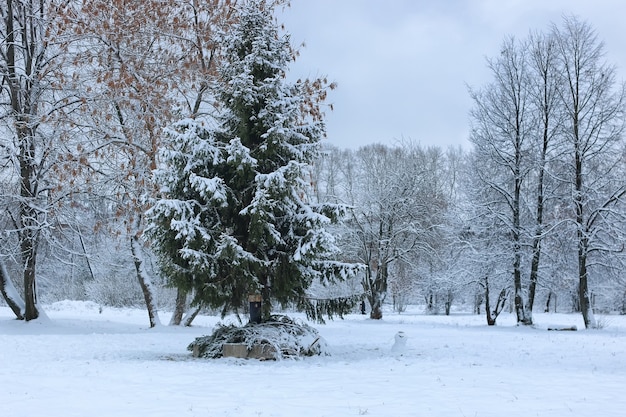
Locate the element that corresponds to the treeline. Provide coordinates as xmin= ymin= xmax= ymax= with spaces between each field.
xmin=312 ymin=17 xmax=626 ymax=328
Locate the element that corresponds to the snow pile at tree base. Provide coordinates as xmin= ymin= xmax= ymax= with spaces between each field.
xmin=188 ymin=315 xmax=328 ymax=359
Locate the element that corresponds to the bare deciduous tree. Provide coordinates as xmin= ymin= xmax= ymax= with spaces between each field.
xmin=553 ymin=16 xmax=626 ymax=328
xmin=0 ymin=0 xmax=78 ymax=320
xmin=522 ymin=29 xmax=563 ymax=324
xmin=341 ymin=144 xmax=441 ymax=319
xmin=469 ymin=36 xmax=535 ymax=324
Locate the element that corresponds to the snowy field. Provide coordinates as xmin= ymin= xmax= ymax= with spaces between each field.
xmin=2 ymin=301 xmax=626 ymax=417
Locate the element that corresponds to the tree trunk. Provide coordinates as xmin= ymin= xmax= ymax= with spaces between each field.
xmin=523 ymin=237 xmax=540 ymax=325
xmin=0 ymin=260 xmax=25 ymax=320
xmin=513 ymin=258 xmax=525 ymax=324
xmin=544 ymin=291 xmax=552 ymax=313
xmin=182 ymin=305 xmax=202 ymax=327
xmin=20 ymin=202 xmax=40 ymax=321
xmin=7 ymin=0 xmax=42 ymax=322
xmin=368 ymin=263 xmax=387 ymax=320
xmin=169 ymin=288 xmax=187 ymax=326
xmin=484 ymin=276 xmax=507 ymax=326
xmin=22 ymin=244 xmax=39 ymax=321
xmin=524 ymin=153 xmax=548 ymax=325
xmin=524 ymin=83 xmax=551 ymax=326
xmin=578 ymin=247 xmax=596 ymax=328
xmin=369 ymin=293 xmax=383 ymax=320
xmin=474 ymin=292 xmax=482 ymax=315
xmin=444 ymin=289 xmax=453 ymax=316
xmin=484 ymin=279 xmax=495 ymax=326
xmin=512 ymin=154 xmax=526 ymax=325
xmin=130 ymin=234 xmax=161 ymax=328
xmin=574 ymin=139 xmax=596 ymax=328
xmin=426 ymin=292 xmax=436 ymax=313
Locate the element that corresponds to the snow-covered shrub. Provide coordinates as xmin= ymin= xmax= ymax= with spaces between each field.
xmin=84 ymin=271 xmax=146 ymax=308
xmin=189 ymin=315 xmax=328 ymax=359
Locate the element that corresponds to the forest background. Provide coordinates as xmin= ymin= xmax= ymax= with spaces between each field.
xmin=1 ymin=0 xmax=625 ymax=330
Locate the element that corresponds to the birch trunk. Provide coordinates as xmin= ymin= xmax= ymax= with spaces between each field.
xmin=130 ymin=233 xmax=162 ymax=328
xmin=0 ymin=260 xmax=25 ymax=320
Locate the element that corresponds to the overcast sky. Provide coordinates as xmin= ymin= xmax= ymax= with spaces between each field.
xmin=278 ymin=0 xmax=626 ymax=150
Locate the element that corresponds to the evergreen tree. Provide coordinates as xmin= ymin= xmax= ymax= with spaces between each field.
xmin=147 ymin=0 xmax=359 ymax=321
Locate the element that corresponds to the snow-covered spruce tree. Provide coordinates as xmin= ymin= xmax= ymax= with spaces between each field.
xmin=147 ymin=0 xmax=360 ymax=322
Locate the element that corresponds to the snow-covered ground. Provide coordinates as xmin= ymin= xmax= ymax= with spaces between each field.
xmin=2 ymin=301 xmax=625 ymax=417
